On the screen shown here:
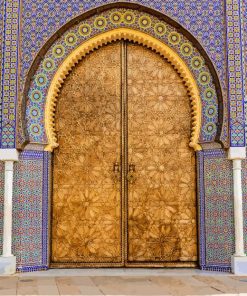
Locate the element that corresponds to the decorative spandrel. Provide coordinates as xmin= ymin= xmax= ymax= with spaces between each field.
xmin=127 ymin=44 xmax=197 ymax=263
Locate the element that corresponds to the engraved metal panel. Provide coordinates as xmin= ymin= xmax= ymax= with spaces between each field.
xmin=127 ymin=44 xmax=197 ymax=264
xmin=51 ymin=41 xmax=197 ymax=267
xmin=51 ymin=43 xmax=122 ymax=265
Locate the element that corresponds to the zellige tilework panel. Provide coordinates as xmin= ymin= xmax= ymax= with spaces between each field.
xmin=226 ymin=0 xmax=246 ymax=146
xmin=0 ymin=0 xmax=20 ymax=148
xmin=0 ymin=151 xmax=49 ymax=272
xmin=25 ymin=8 xmax=220 ymax=146
xmin=198 ymin=149 xmax=234 ymax=272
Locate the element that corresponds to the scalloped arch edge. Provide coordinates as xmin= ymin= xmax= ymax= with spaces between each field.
xmin=44 ymin=28 xmax=202 ymax=152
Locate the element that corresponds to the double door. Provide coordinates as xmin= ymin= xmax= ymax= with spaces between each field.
xmin=51 ymin=41 xmax=197 ymax=267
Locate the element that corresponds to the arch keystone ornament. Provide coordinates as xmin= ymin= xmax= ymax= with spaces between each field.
xmin=44 ymin=28 xmax=202 ymax=152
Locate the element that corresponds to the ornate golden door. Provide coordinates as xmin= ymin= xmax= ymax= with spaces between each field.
xmin=51 ymin=41 xmax=197 ymax=268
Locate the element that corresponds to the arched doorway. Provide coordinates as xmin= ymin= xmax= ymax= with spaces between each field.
xmin=51 ymin=41 xmax=197 ymax=267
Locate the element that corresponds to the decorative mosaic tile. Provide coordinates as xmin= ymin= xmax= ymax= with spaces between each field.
xmin=0 ymin=0 xmax=20 ymax=148
xmin=25 ymin=8 xmax=219 ymax=146
xmin=2 ymin=0 xmax=246 ymax=150
xmin=19 ymin=0 xmax=229 ymax=148
xmin=20 ymin=0 xmax=226 ymax=92
xmin=226 ymin=0 xmax=246 ymax=146
xmin=0 ymin=150 xmax=49 ymax=272
xmin=197 ymin=149 xmax=234 ymax=272
xmin=14 ymin=150 xmax=49 ymax=272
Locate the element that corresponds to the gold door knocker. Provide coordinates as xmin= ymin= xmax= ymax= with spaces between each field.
xmin=113 ymin=162 xmax=121 ymax=183
xmin=127 ymin=163 xmax=136 ymax=184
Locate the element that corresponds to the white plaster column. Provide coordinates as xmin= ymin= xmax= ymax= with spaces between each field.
xmin=3 ymin=161 xmax=15 ymax=258
xmin=228 ymin=147 xmax=247 ymax=274
xmin=0 ymin=149 xmax=19 ymax=274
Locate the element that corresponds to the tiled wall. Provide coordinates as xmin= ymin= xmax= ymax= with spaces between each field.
xmin=197 ymin=150 xmax=234 ymax=272
xmin=0 ymin=150 xmax=50 ymax=272
xmin=21 ymin=0 xmax=226 ymax=89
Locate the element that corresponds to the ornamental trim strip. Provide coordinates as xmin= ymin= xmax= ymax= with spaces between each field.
xmin=0 ymin=0 xmax=20 ymax=148
xmin=226 ymin=0 xmax=246 ymax=146
xmin=42 ymin=151 xmax=49 ymax=267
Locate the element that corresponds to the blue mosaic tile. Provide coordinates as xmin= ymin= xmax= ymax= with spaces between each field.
xmin=25 ymin=8 xmax=220 ymax=145
xmin=0 ymin=150 xmax=49 ymax=271
xmin=0 ymin=0 xmax=246 ymax=150
xmin=20 ymin=0 xmax=226 ymax=90
xmin=0 ymin=0 xmax=20 ymax=148
xmin=226 ymin=0 xmax=246 ymax=146
xmin=18 ymin=0 xmax=229 ymax=147
xmin=197 ymin=149 xmax=235 ymax=272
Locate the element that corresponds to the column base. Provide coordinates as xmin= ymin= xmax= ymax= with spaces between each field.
xmin=0 ymin=256 xmax=16 ymax=275
xmin=231 ymin=255 xmax=247 ymax=275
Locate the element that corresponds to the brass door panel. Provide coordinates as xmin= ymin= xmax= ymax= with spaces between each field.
xmin=51 ymin=41 xmax=197 ymax=268
xmin=127 ymin=44 xmax=197 ymax=265
xmin=51 ymin=43 xmax=123 ymax=266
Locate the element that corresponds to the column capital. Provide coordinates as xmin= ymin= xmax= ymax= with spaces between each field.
xmin=228 ymin=147 xmax=246 ymax=160
xmin=0 ymin=149 xmax=19 ymax=162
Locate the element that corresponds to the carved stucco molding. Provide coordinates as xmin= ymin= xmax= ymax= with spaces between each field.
xmin=45 ymin=28 xmax=202 ymax=152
